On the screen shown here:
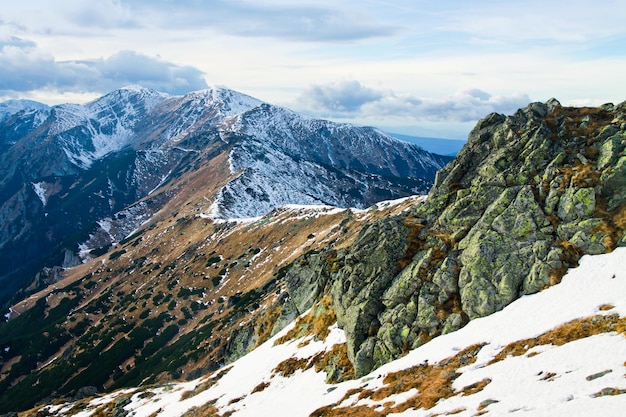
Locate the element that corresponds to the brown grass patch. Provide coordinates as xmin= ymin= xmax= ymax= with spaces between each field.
xmin=180 ymin=399 xmax=220 ymax=416
xmin=613 ymin=203 xmax=626 ymax=230
xmin=312 ymin=343 xmax=355 ymax=383
xmin=227 ymin=396 xmax=244 ymax=405
xmin=397 ymin=216 xmax=426 ymax=271
xmin=254 ymin=305 xmax=283 ymax=347
xmin=444 ymin=408 xmax=467 ymax=415
xmin=275 ymin=295 xmax=336 ymax=345
xmin=599 ymin=304 xmax=615 ymax=311
xmin=539 ymin=372 xmax=558 ymax=381
xmin=489 ymin=314 xmax=626 ymax=365
xmin=461 ymin=378 xmax=491 ymax=395
xmin=592 ymin=387 xmax=626 ymax=397
xmin=310 ymin=344 xmax=486 ymax=416
xmin=476 ymin=399 xmax=499 ymax=413
xmin=559 ymin=162 xmax=602 ymax=188
xmin=180 ymin=366 xmax=232 ymax=400
xmin=272 ymin=356 xmax=311 ymax=378
xmin=251 ymin=381 xmax=270 ymax=394
xmin=273 ymin=343 xmax=355 ymax=383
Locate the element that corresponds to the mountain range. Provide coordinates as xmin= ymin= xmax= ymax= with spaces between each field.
xmin=0 ymin=86 xmax=449 ymax=310
xmin=0 ymin=93 xmax=624 ymax=416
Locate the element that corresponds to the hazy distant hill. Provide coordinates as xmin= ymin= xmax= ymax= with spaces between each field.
xmin=389 ymin=132 xmax=466 ymax=156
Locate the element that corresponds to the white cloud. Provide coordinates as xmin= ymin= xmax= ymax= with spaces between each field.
xmin=295 ymin=81 xmax=531 ymax=123
xmin=0 ymin=38 xmax=207 ymax=95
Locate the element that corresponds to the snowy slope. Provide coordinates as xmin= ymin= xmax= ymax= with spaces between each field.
xmin=40 ymin=247 xmax=626 ymax=417
xmin=49 ymin=86 xmax=169 ymax=168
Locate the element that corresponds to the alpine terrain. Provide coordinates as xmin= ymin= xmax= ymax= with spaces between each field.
xmin=0 ymin=85 xmax=449 ymax=311
xmin=0 ymin=97 xmax=625 ymax=416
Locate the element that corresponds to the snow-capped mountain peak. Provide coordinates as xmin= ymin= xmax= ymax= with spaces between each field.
xmin=47 ymin=88 xmax=170 ymax=168
xmin=0 ymin=99 xmax=49 ymax=124
xmin=0 ymin=84 xmax=448 ymax=312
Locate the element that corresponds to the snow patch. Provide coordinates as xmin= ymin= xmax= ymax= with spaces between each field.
xmin=31 ymin=182 xmax=48 ymax=206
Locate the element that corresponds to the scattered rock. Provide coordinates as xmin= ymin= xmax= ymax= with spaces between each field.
xmin=586 ymin=369 xmax=613 ymax=381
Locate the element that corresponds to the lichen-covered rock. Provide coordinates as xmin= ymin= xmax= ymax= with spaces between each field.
xmin=336 ymin=100 xmax=626 ymax=376
xmin=557 ymin=187 xmax=596 ymax=222
xmin=284 ymin=251 xmax=332 ymax=314
xmin=269 ymin=99 xmax=626 ymax=378
xmin=329 ymin=218 xmax=409 ymax=367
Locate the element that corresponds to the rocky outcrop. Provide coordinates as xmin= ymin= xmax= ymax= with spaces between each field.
xmin=284 ymin=99 xmax=626 ymax=376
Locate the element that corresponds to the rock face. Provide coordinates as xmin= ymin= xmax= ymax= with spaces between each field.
xmin=283 ymin=99 xmax=626 ymax=376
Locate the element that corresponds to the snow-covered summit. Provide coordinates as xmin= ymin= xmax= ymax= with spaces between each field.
xmin=188 ymin=86 xmax=263 ymax=117
xmin=0 ymin=84 xmax=447 ymax=314
xmin=0 ymin=99 xmax=49 ymax=123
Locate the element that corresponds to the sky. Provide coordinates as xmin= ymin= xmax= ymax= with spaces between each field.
xmin=1 ymin=1 xmax=625 ymax=139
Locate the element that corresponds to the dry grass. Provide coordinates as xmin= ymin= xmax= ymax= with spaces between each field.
xmin=599 ymin=304 xmax=615 ymax=311
xmin=592 ymin=387 xmax=626 ymax=397
xmin=254 ymin=305 xmax=283 ymax=348
xmin=461 ymin=378 xmax=492 ymax=395
xmin=613 ymin=203 xmax=626 ymax=230
xmin=272 ymin=342 xmax=354 ymax=383
xmin=275 ymin=295 xmax=336 ymax=345
xmin=310 ymin=343 xmax=486 ymax=416
xmin=272 ymin=356 xmax=311 ymax=378
xmin=250 ymin=381 xmax=270 ymax=394
xmin=227 ymin=396 xmax=244 ymax=405
xmin=476 ymin=399 xmax=499 ymax=414
xmin=489 ymin=314 xmax=626 ymax=365
xmin=559 ymin=162 xmax=601 ymax=189
xmin=539 ymin=372 xmax=558 ymax=382
xmin=397 ymin=216 xmax=426 ymax=271
xmin=180 ymin=366 xmax=232 ymax=400
xmin=312 ymin=343 xmax=355 ymax=383
xmin=179 ymin=399 xmax=220 ymax=416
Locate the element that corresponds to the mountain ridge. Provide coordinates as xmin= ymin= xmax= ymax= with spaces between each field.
xmin=0 ymin=85 xmax=449 ymax=309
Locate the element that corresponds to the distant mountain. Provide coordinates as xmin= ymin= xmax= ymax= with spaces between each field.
xmin=389 ymin=132 xmax=466 ymax=156
xmin=0 ymin=99 xmax=49 ymax=123
xmin=0 ymin=86 xmax=450 ymax=309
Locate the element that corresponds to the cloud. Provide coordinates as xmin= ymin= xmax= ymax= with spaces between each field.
xmin=296 ymin=81 xmax=531 ymax=123
xmin=66 ymin=0 xmax=139 ymax=30
xmin=126 ymin=0 xmax=397 ymax=42
xmin=0 ymin=38 xmax=207 ymax=95
xmin=0 ymin=36 xmax=36 ymax=49
xmin=303 ymin=80 xmax=385 ymax=113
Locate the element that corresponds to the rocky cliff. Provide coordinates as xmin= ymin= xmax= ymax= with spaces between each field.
xmin=280 ymin=99 xmax=626 ymax=375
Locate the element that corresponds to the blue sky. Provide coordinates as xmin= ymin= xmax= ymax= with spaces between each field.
xmin=1 ymin=0 xmax=625 ymax=138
